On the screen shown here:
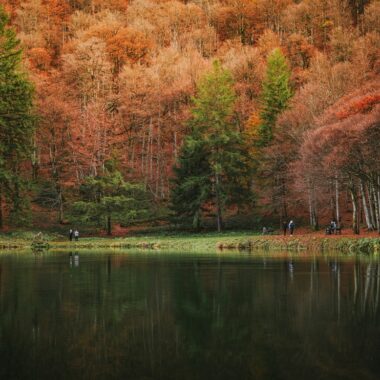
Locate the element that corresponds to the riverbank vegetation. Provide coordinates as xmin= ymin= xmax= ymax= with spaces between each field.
xmin=0 ymin=1 xmax=379 ymax=236
xmin=1 ymin=230 xmax=380 ymax=255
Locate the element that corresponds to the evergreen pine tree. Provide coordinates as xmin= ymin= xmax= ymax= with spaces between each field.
xmin=71 ymin=166 xmax=150 ymax=235
xmin=0 ymin=6 xmax=35 ymax=227
xmin=171 ymin=129 xmax=211 ymax=230
xmin=171 ymin=61 xmax=252 ymax=232
xmin=254 ymin=49 xmax=293 ymax=224
xmin=258 ymin=48 xmax=292 ymax=146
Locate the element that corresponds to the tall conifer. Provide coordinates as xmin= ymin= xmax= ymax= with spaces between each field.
xmin=258 ymin=48 xmax=292 ymax=146
xmin=0 ymin=6 xmax=34 ymax=226
xmin=171 ymin=61 xmax=252 ymax=232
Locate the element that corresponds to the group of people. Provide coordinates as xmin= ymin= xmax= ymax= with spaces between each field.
xmin=283 ymin=220 xmax=296 ymax=236
xmin=69 ymin=229 xmax=80 ymax=241
xmin=263 ymin=220 xmax=296 ymax=236
xmin=264 ymin=219 xmax=341 ymax=236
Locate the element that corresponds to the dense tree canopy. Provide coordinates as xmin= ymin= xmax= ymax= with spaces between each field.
xmin=0 ymin=0 xmax=379 ymax=233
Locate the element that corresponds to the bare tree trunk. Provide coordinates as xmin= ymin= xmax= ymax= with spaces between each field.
xmin=350 ymin=181 xmax=360 ymax=234
xmin=360 ymin=180 xmax=372 ymax=230
xmin=330 ymin=180 xmax=335 ymax=219
xmin=312 ymin=200 xmax=319 ymax=230
xmin=308 ymin=189 xmax=314 ymax=227
xmin=141 ymin=129 xmax=146 ymax=176
xmin=57 ymin=187 xmax=64 ymax=224
xmin=280 ymin=175 xmax=288 ymax=226
xmin=149 ymin=119 xmax=153 ymax=182
xmin=31 ymin=132 xmax=39 ymax=181
xmin=335 ymin=176 xmax=340 ymax=228
xmin=156 ymin=122 xmax=161 ymax=197
xmin=308 ymin=183 xmax=319 ymax=230
xmin=367 ymin=181 xmax=376 ymax=229
xmin=370 ymin=183 xmax=379 ymax=230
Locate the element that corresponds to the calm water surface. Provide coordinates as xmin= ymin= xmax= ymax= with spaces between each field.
xmin=0 ymin=251 xmax=379 ymax=380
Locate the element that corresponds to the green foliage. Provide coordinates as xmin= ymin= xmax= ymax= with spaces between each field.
xmin=171 ymin=129 xmax=211 ymax=229
xmin=8 ymin=197 xmax=32 ymax=227
xmin=34 ymin=181 xmax=61 ymax=209
xmin=171 ymin=61 xmax=253 ymax=231
xmin=258 ymin=48 xmax=292 ymax=146
xmin=0 ymin=6 xmax=35 ymax=226
xmin=70 ymin=169 xmax=151 ymax=235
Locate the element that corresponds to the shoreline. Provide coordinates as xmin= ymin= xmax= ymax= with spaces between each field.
xmin=1 ymin=233 xmax=380 ymax=254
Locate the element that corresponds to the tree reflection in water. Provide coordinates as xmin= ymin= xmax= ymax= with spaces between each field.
xmin=0 ymin=252 xmax=379 ymax=380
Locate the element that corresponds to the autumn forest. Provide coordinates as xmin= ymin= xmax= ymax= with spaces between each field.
xmin=0 ymin=0 xmax=379 ymax=234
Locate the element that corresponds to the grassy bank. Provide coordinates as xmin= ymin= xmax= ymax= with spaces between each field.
xmin=1 ymin=231 xmax=380 ymax=254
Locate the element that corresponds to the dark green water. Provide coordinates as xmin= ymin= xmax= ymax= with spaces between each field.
xmin=0 ymin=251 xmax=379 ymax=380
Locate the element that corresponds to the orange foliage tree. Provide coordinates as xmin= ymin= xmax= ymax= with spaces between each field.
xmin=1 ymin=0 xmax=379 ymax=230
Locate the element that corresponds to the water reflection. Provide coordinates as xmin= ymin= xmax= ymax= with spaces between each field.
xmin=287 ymin=259 xmax=294 ymax=281
xmin=69 ymin=252 xmax=80 ymax=268
xmin=0 ymin=252 xmax=379 ymax=380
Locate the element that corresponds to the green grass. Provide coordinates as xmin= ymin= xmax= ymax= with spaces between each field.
xmin=49 ymin=231 xmax=258 ymax=251
xmin=1 ymin=230 xmax=380 ymax=254
xmin=0 ymin=230 xmax=258 ymax=251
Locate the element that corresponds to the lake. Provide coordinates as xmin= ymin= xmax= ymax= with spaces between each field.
xmin=0 ymin=251 xmax=379 ymax=380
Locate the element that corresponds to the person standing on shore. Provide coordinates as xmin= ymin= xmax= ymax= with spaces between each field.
xmin=69 ymin=229 xmax=73 ymax=241
xmin=282 ymin=221 xmax=288 ymax=236
xmin=74 ymin=229 xmax=79 ymax=241
xmin=289 ymin=220 xmax=295 ymax=235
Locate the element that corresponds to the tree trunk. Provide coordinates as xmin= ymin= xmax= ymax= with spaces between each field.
xmin=330 ymin=182 xmax=335 ymax=220
xmin=350 ymin=183 xmax=360 ymax=234
xmin=280 ymin=175 xmax=288 ymax=226
xmin=156 ymin=120 xmax=161 ymax=197
xmin=193 ymin=210 xmax=201 ymax=231
xmin=367 ymin=181 xmax=376 ymax=229
xmin=308 ymin=184 xmax=319 ymax=230
xmin=360 ymin=180 xmax=372 ymax=230
xmin=57 ymin=187 xmax=64 ymax=224
xmin=149 ymin=118 xmax=153 ymax=182
xmin=335 ymin=176 xmax=340 ymax=228
xmin=31 ymin=138 xmax=39 ymax=181
xmin=141 ymin=129 xmax=146 ymax=175
xmin=107 ymin=215 xmax=112 ymax=236
xmin=311 ymin=204 xmax=319 ymax=230
xmin=12 ymin=174 xmax=21 ymax=215
xmin=215 ymin=171 xmax=223 ymax=233
xmin=372 ymin=183 xmax=379 ymax=231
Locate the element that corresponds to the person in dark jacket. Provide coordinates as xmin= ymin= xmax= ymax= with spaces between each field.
xmin=288 ymin=220 xmax=295 ymax=235
xmin=282 ymin=221 xmax=288 ymax=236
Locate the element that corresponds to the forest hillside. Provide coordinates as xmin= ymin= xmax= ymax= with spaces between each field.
xmin=0 ymin=0 xmax=379 ymax=234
